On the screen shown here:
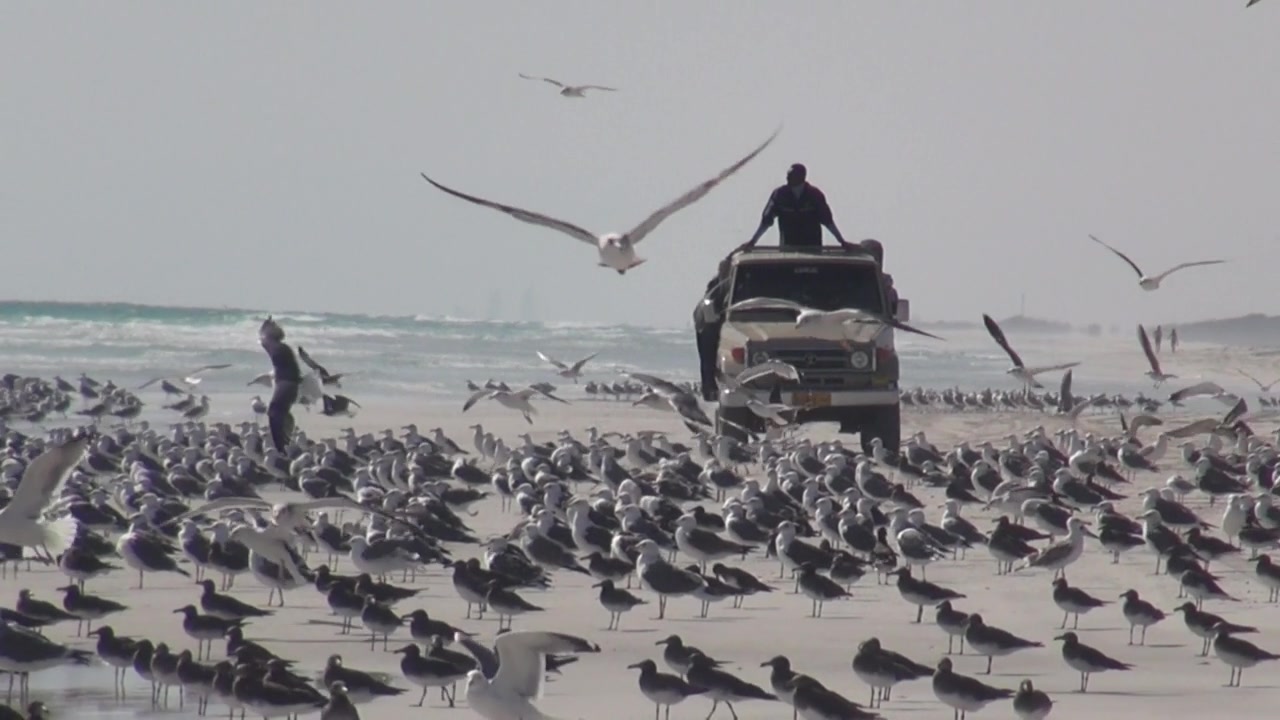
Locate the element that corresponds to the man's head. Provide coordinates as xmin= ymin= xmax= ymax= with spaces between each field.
xmin=785 ymin=163 xmax=807 ymax=188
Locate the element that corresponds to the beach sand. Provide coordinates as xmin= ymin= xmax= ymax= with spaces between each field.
xmin=7 ymin=341 xmax=1280 ymax=719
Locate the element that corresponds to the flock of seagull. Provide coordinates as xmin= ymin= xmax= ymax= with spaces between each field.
xmin=4 ymin=324 xmax=1280 ymax=720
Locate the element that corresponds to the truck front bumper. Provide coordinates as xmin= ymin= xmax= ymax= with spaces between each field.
xmin=718 ymin=387 xmax=900 ymax=410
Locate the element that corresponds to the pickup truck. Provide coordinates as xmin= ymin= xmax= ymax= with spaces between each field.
xmin=709 ymin=245 xmax=909 ymax=453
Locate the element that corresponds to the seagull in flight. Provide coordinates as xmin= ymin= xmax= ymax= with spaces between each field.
xmin=518 ymin=73 xmax=617 ymax=97
xmin=138 ymin=364 xmax=233 ymax=390
xmin=464 ymin=630 xmax=600 ymax=720
xmin=1088 ymin=234 xmax=1225 ymax=291
xmin=463 ymin=386 xmax=570 ymax=424
xmin=1237 ymin=369 xmax=1280 ymax=392
xmin=624 ymin=372 xmax=712 ymax=427
xmin=298 ymin=347 xmax=345 ymax=387
xmin=982 ymin=314 xmax=1080 ymax=389
xmin=727 ymin=297 xmax=945 ymax=345
xmin=420 ymin=127 xmax=780 ymax=275
xmin=1137 ymin=324 xmax=1177 ymax=387
xmin=535 ymin=351 xmax=598 ymax=383
xmin=0 ymin=434 xmax=90 ymax=560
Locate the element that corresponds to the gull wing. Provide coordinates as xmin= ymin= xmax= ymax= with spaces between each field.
xmin=1023 ymin=361 xmax=1081 ymax=375
xmin=830 ymin=309 xmax=945 ymax=341
xmin=1066 ymin=395 xmax=1102 ymax=423
xmin=158 ymin=497 xmax=274 ymax=528
xmin=1150 ymin=260 xmax=1225 ymax=283
xmin=625 ymin=127 xmax=781 ymax=245
xmin=463 ymin=389 xmax=494 ymax=412
xmin=579 ymin=85 xmax=617 ymax=92
xmin=1162 ymin=417 xmax=1220 ymax=439
xmin=1088 ymin=234 xmax=1145 ymax=279
xmin=569 ymin=352 xmax=599 ymax=372
xmin=5 ymin=436 xmax=90 ymax=519
xmin=1236 ymin=368 xmax=1267 ymax=390
xmin=1137 ymin=325 xmax=1162 ymax=375
xmin=1168 ymin=381 xmax=1225 ymax=404
xmin=624 ymin=372 xmax=685 ymax=398
xmin=421 ymin=174 xmax=598 ymax=245
xmin=737 ymin=360 xmax=801 ymax=386
xmin=518 ymin=73 xmax=565 ymax=88
xmin=1222 ymin=397 xmax=1249 ymax=426
xmin=297 ymin=347 xmax=329 ymax=376
xmin=530 ymin=386 xmax=571 ymax=405
xmin=536 ymin=351 xmax=569 ymax=371
xmin=1059 ymin=369 xmax=1074 ymax=412
xmin=492 ymin=630 xmax=600 ymax=700
xmin=726 ymin=296 xmax=808 ymax=313
xmin=982 ymin=314 xmax=1025 ymax=369
xmin=669 ymin=393 xmax=713 ymax=427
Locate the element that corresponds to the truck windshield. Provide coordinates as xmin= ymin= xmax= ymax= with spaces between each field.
xmin=730 ymin=262 xmax=885 ymax=314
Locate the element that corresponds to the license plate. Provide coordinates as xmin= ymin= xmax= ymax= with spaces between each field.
xmin=792 ymin=391 xmax=831 ymax=408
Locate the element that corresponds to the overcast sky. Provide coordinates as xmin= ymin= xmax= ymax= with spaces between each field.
xmin=4 ymin=1 xmax=1276 ymax=327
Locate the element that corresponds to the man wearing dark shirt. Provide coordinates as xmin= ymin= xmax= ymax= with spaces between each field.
xmin=738 ymin=163 xmax=852 ymax=251
xmin=259 ymin=316 xmax=303 ymax=452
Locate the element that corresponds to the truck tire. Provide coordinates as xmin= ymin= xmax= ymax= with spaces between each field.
xmin=859 ymin=404 xmax=901 ymax=456
xmin=715 ymin=406 xmax=755 ymax=443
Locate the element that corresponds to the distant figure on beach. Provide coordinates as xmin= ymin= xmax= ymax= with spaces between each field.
xmin=1153 ymin=325 xmax=1163 ymax=353
xmin=1169 ymin=327 xmax=1179 ymax=354
xmin=259 ymin=315 xmax=302 ymax=451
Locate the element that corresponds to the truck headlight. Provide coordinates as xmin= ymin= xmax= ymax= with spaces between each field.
xmin=751 ymin=351 xmax=770 ymax=365
xmin=850 ymin=351 xmax=870 ymax=370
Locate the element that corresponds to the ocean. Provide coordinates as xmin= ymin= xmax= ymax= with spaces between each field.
xmin=0 ymin=300 xmax=1147 ymax=418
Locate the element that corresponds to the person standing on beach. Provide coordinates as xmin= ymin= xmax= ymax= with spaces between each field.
xmin=259 ymin=316 xmax=303 ymax=451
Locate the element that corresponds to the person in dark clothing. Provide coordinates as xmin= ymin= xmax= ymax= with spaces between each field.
xmin=694 ymin=265 xmax=731 ymax=401
xmin=738 ymin=163 xmax=852 ymax=251
xmin=259 ymin=316 xmax=303 ymax=452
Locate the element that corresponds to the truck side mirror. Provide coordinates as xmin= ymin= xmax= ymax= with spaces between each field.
xmin=895 ymin=298 xmax=911 ymax=323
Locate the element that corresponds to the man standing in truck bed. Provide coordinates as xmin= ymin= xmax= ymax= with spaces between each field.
xmin=736 ymin=163 xmax=853 ymax=251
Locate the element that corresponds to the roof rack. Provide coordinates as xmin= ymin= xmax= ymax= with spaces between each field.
xmin=736 ymin=244 xmax=876 ymax=259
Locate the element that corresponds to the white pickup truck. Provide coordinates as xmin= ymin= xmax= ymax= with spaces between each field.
xmin=709 ymin=245 xmax=909 ymax=453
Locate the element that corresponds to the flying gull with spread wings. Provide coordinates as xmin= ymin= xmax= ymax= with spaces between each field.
xmin=465 ymin=630 xmax=600 ymax=720
xmin=298 ymin=347 xmax=345 ymax=387
xmin=420 ymin=127 xmax=780 ymax=275
xmin=535 ymin=351 xmax=599 ymax=383
xmin=982 ymin=314 xmax=1080 ymax=390
xmin=0 ymin=434 xmax=90 ymax=559
xmin=1088 ymin=234 xmax=1225 ymax=291
xmin=625 ymin=372 xmax=713 ymax=427
xmin=463 ymin=386 xmax=570 ymax=424
xmin=1137 ymin=324 xmax=1177 ymax=387
xmin=726 ymin=297 xmax=944 ymax=345
xmin=518 ymin=73 xmax=617 ymax=97
xmin=138 ymin=364 xmax=233 ymax=391
xmin=1237 ymin=369 xmax=1280 ymax=392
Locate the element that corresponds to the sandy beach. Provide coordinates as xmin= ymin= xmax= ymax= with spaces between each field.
xmin=7 ymin=348 xmax=1280 ymax=720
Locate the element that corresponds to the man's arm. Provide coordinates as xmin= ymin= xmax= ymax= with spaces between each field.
xmin=813 ymin=189 xmax=850 ymax=246
xmin=735 ymin=189 xmax=780 ymax=252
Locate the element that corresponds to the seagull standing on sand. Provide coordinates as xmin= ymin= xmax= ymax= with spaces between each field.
xmin=535 ymin=351 xmax=599 ymax=383
xmin=1088 ymin=234 xmax=1225 ymax=291
xmin=463 ymin=630 xmax=600 ymax=720
xmin=420 ymin=127 xmax=780 ymax=275
xmin=0 ymin=435 xmax=90 ymax=561
xmin=983 ymin=314 xmax=1080 ymax=389
xmin=518 ymin=73 xmax=617 ymax=97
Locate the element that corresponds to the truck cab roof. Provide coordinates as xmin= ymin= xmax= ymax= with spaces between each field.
xmin=730 ymin=244 xmax=881 ymax=265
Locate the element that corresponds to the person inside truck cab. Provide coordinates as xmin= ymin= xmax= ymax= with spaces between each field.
xmin=736 ymin=163 xmax=854 ymax=251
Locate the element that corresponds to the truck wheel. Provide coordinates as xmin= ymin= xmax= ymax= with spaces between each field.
xmin=859 ymin=404 xmax=901 ymax=456
xmin=715 ymin=406 xmax=754 ymax=443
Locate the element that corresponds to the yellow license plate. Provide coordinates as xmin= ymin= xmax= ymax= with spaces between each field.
xmin=793 ymin=391 xmax=831 ymax=408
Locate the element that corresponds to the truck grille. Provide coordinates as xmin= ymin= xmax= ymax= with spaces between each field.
xmin=743 ymin=340 xmax=874 ymax=387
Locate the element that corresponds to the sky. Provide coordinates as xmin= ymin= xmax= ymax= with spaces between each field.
xmin=3 ymin=1 xmax=1277 ymax=328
